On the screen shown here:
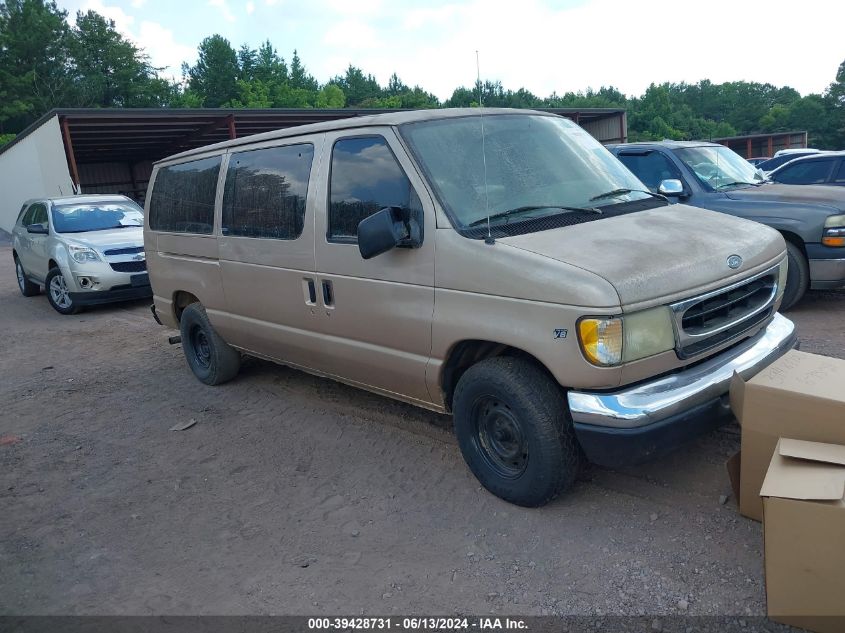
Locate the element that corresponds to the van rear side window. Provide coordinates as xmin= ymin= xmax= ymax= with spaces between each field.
xmin=222 ymin=143 xmax=314 ymax=240
xmin=149 ymin=156 xmax=221 ymax=234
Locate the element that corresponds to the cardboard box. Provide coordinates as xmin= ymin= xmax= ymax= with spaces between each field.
xmin=761 ymin=438 xmax=845 ymax=633
xmin=729 ymin=350 xmax=845 ymax=521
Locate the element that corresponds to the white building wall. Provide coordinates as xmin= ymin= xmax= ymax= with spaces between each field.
xmin=0 ymin=116 xmax=74 ymax=233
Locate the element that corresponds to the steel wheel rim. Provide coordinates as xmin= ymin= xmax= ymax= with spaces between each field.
xmin=471 ymin=396 xmax=529 ymax=479
xmin=49 ymin=274 xmax=72 ymax=309
xmin=16 ymin=261 xmax=25 ymax=291
xmin=190 ymin=325 xmax=212 ymax=369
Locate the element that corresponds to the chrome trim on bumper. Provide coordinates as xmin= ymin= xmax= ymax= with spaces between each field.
xmin=567 ymin=312 xmax=797 ymax=429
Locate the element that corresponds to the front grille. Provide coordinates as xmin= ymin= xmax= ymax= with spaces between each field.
xmin=104 ymin=246 xmax=144 ymax=256
xmin=671 ymin=265 xmax=779 ymax=359
xmin=110 ymin=260 xmax=147 ymax=273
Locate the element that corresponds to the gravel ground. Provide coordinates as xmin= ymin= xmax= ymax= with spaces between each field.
xmin=0 ymin=241 xmax=843 ymax=618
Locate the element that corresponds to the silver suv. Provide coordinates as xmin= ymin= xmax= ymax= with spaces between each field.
xmin=12 ymin=195 xmax=151 ymax=314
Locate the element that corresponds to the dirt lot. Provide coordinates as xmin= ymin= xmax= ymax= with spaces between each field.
xmin=1 ymin=241 xmax=843 ymax=617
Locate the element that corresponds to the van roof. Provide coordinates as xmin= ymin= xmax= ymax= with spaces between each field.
xmin=158 ymin=108 xmax=555 ymax=164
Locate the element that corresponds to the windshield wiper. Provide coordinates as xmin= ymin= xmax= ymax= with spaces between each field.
xmin=715 ymin=181 xmax=762 ymax=190
xmin=590 ymin=188 xmax=667 ymax=202
xmin=467 ymin=205 xmax=601 ymax=227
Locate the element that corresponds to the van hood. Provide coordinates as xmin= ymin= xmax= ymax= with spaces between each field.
xmin=64 ymin=227 xmax=144 ymax=251
xmin=725 ymin=183 xmax=845 ymax=211
xmin=497 ymin=205 xmax=785 ymax=307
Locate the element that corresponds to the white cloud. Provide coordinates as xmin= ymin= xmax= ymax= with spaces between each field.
xmin=76 ymin=0 xmax=135 ymax=32
xmin=130 ymin=0 xmax=147 ymax=8
xmin=246 ymin=1 xmax=255 ymax=15
xmin=138 ymin=20 xmax=197 ymax=77
xmin=321 ymin=20 xmax=379 ymax=50
xmin=208 ymin=0 xmax=236 ymax=23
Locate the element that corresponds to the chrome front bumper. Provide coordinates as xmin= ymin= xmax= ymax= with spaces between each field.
xmin=567 ymin=313 xmax=797 ymax=429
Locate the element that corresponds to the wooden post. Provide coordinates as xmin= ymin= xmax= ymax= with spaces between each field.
xmin=746 ymin=138 xmax=752 ymax=159
xmin=227 ymin=114 xmax=237 ymax=139
xmin=768 ymin=136 xmax=773 ymax=156
xmin=60 ymin=116 xmax=81 ymax=193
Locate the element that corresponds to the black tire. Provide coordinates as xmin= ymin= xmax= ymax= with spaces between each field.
xmin=45 ymin=267 xmax=81 ymax=315
xmin=179 ymin=303 xmax=241 ymax=385
xmin=452 ymin=356 xmax=582 ymax=507
xmin=13 ymin=255 xmax=40 ymax=297
xmin=780 ymin=241 xmax=809 ymax=311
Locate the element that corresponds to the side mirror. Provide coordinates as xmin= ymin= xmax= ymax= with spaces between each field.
xmin=658 ymin=179 xmax=684 ymax=197
xmin=357 ymin=207 xmax=422 ymax=260
xmin=26 ymin=223 xmax=48 ymax=234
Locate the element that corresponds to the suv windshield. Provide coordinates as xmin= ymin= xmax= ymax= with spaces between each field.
xmin=674 ymin=146 xmax=765 ymax=190
xmin=400 ymin=114 xmax=654 ymax=232
xmin=52 ymin=202 xmax=144 ymax=233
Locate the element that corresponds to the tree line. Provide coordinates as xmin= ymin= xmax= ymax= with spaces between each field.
xmin=1 ymin=0 xmax=844 ymax=150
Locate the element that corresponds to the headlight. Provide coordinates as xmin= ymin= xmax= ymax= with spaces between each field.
xmin=577 ymin=307 xmax=675 ymax=367
xmin=776 ymin=257 xmax=788 ymax=302
xmin=68 ymin=244 xmax=101 ymax=263
xmin=822 ymin=215 xmax=845 ymax=247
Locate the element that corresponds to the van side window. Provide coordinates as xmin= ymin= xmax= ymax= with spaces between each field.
xmin=149 ymin=156 xmax=221 ymax=234
xmin=222 ymin=143 xmax=314 ymax=240
xmin=329 ymin=136 xmax=417 ymax=242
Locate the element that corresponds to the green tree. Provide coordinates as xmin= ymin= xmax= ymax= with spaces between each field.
xmin=237 ymin=44 xmax=256 ymax=82
xmin=253 ymin=40 xmax=287 ymax=85
xmin=330 ymin=65 xmax=380 ymax=106
xmin=187 ymin=35 xmax=239 ymax=107
xmin=0 ymin=0 xmax=73 ymax=127
xmin=70 ymin=10 xmax=168 ymax=108
xmin=289 ymin=49 xmax=317 ymax=92
xmin=315 ymin=84 xmax=345 ymax=108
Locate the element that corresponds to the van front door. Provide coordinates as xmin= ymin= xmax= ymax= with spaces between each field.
xmin=313 ymin=130 xmax=435 ymax=405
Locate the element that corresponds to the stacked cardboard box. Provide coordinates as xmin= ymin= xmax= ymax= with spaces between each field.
xmin=728 ymin=350 xmax=845 ymax=632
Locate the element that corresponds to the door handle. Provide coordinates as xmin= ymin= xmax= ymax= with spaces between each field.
xmin=303 ymin=278 xmax=316 ymax=304
xmin=322 ymin=280 xmax=334 ymax=306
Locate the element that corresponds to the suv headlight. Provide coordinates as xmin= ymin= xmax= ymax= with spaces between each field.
xmin=577 ymin=307 xmax=675 ymax=367
xmin=822 ymin=215 xmax=845 ymax=247
xmin=68 ymin=244 xmax=101 ymax=263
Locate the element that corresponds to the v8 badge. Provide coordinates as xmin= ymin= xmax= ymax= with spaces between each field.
xmin=553 ymin=329 xmax=568 ymax=339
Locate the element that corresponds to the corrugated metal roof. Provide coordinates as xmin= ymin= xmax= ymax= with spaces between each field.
xmin=0 ymin=106 xmax=626 ymax=165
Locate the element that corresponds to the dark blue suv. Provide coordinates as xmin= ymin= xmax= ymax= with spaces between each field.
xmin=608 ymin=140 xmax=845 ymax=309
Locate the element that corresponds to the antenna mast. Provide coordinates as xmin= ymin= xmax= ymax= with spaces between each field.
xmin=476 ymin=50 xmax=493 ymax=245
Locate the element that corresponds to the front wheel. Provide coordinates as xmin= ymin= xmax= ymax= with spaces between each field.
xmin=452 ymin=356 xmax=583 ymax=507
xmin=45 ymin=267 xmax=81 ymax=315
xmin=780 ymin=241 xmax=809 ymax=311
xmin=179 ymin=303 xmax=241 ymax=385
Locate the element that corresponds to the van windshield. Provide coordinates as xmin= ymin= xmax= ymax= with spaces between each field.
xmin=400 ymin=114 xmax=654 ymax=233
xmin=52 ymin=202 xmax=144 ymax=233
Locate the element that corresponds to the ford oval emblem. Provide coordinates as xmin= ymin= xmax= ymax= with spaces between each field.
xmin=727 ymin=254 xmax=743 ymax=269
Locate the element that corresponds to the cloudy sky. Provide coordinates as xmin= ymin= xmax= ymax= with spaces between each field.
xmin=60 ymin=0 xmax=844 ymax=100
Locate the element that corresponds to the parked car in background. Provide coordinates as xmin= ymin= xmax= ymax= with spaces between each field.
xmin=768 ymin=151 xmax=845 ymax=187
xmin=609 ymin=141 xmax=845 ymax=308
xmin=145 ymin=109 xmax=797 ymax=507
xmin=12 ymin=195 xmax=151 ymax=314
xmin=757 ymin=149 xmax=823 ymax=175
xmin=747 ymin=157 xmax=771 ymax=167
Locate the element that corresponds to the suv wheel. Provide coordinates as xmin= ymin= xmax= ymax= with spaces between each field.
xmin=46 ymin=267 xmax=81 ymax=314
xmin=452 ymin=356 xmax=583 ymax=507
xmin=14 ymin=255 xmax=40 ymax=297
xmin=180 ymin=303 xmax=241 ymax=385
xmin=780 ymin=242 xmax=809 ymax=311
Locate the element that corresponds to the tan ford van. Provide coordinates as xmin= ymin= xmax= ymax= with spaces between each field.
xmin=144 ymin=109 xmax=797 ymax=507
